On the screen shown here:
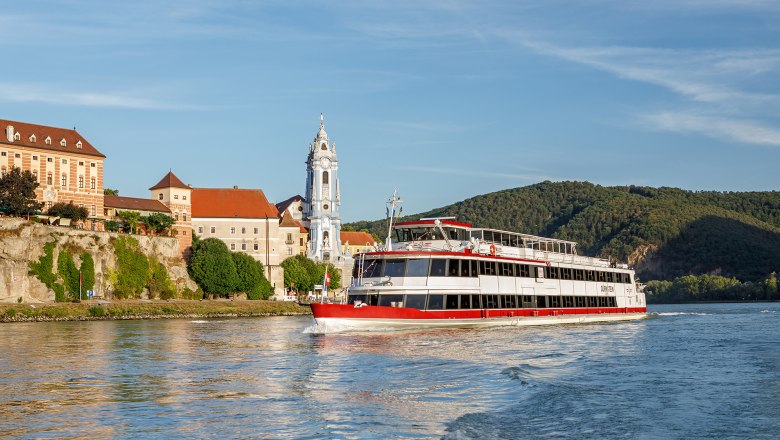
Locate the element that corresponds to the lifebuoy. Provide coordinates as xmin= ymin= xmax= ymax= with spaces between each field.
xmin=489 ymin=243 xmax=497 ymax=256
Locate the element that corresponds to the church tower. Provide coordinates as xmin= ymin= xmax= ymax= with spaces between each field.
xmin=304 ymin=115 xmax=342 ymax=262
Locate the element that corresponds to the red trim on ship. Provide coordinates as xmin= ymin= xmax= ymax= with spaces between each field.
xmin=357 ymin=250 xmax=550 ymax=266
xmin=311 ymin=303 xmax=647 ymax=320
xmin=394 ymin=220 xmax=473 ymax=228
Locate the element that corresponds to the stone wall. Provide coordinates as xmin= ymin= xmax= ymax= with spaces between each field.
xmin=0 ymin=217 xmax=197 ymax=303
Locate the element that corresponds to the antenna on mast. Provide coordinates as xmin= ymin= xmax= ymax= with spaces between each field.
xmin=385 ymin=190 xmax=402 ymax=251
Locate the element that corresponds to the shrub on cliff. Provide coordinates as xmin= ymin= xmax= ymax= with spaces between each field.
xmin=57 ymin=250 xmax=81 ymax=300
xmin=189 ymin=238 xmax=239 ymax=296
xmin=144 ymin=213 xmax=175 ymax=235
xmin=47 ymin=202 xmax=88 ymax=221
xmin=148 ymin=257 xmax=176 ymax=300
xmin=112 ymin=236 xmax=149 ymax=299
xmin=80 ymin=252 xmax=95 ymax=295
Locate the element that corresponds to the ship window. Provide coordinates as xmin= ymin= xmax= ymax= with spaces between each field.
xmin=470 ymin=260 xmax=479 ymax=277
xmin=429 ymin=259 xmax=447 ymax=277
xmin=537 ymin=296 xmax=547 ymax=308
xmin=470 ymin=230 xmax=483 ymax=240
xmin=576 ymin=297 xmax=586 ymax=307
xmin=459 ymin=295 xmax=471 ymax=309
xmin=545 ymin=267 xmax=559 ymax=279
xmin=588 ymin=297 xmax=597 ymax=307
xmin=521 ymin=295 xmax=533 ymax=307
xmin=574 ymin=269 xmax=584 ymax=281
xmin=379 ymin=294 xmax=403 ymax=307
xmin=608 ymin=297 xmax=616 ymax=307
xmin=561 ymin=268 xmax=572 ymax=280
xmin=499 ymin=262 xmax=514 ymax=277
xmin=597 ymin=271 xmax=606 ymax=282
xmin=383 ymin=259 xmax=406 ymax=277
xmin=501 ymin=234 xmax=511 ymax=246
xmin=404 ymin=294 xmax=426 ymax=309
xmin=598 ymin=297 xmax=607 ymax=307
xmin=445 ymin=295 xmax=459 ymax=310
xmin=517 ymin=264 xmax=530 ymax=277
xmin=479 ymin=260 xmax=496 ymax=276
xmin=447 ymin=259 xmax=460 ymax=277
xmin=405 ymin=259 xmax=429 ymax=277
xmin=470 ymin=294 xmax=481 ymax=309
xmin=563 ymin=296 xmax=574 ymax=307
xmin=364 ymin=259 xmax=383 ymax=278
xmin=586 ymin=270 xmax=595 ymax=281
xmin=626 ymin=273 xmax=633 ymax=284
xmin=500 ymin=295 xmax=514 ymax=308
xmin=483 ymin=230 xmax=495 ymax=243
xmin=549 ymin=296 xmax=561 ymax=308
xmin=460 ymin=260 xmax=471 ymax=277
xmin=427 ymin=294 xmax=444 ymax=310
xmin=606 ymin=271 xmax=614 ymax=283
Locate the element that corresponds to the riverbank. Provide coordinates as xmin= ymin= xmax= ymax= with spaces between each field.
xmin=0 ymin=299 xmax=311 ymax=322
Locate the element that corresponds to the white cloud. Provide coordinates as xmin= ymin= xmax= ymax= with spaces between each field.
xmin=0 ymin=82 xmax=201 ymax=110
xmin=643 ymin=112 xmax=780 ymax=146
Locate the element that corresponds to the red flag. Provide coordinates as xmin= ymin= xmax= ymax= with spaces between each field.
xmin=325 ymin=271 xmax=331 ymax=287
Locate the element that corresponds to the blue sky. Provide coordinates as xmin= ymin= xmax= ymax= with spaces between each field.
xmin=3 ymin=1 xmax=780 ymax=221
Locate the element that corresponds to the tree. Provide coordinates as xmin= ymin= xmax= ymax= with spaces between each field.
xmin=281 ymin=254 xmax=318 ymax=292
xmin=188 ymin=238 xmax=239 ymax=296
xmin=118 ymin=210 xmax=141 ymax=234
xmin=104 ymin=188 xmax=119 ymax=196
xmin=232 ymin=252 xmax=273 ymax=300
xmin=47 ymin=202 xmax=88 ymax=221
xmin=0 ymin=168 xmax=43 ymax=216
xmin=105 ymin=220 xmax=121 ymax=232
xmin=144 ymin=212 xmax=175 ymax=235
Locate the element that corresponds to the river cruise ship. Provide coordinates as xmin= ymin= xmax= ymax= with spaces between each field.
xmin=311 ymin=214 xmax=646 ymax=330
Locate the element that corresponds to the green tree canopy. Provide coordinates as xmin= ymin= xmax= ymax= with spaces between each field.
xmin=103 ymin=188 xmax=119 ymax=196
xmin=189 ymin=238 xmax=239 ymax=295
xmin=280 ymin=255 xmax=341 ymax=292
xmin=232 ymin=252 xmax=273 ymax=300
xmin=0 ymin=168 xmax=43 ymax=216
xmin=144 ymin=212 xmax=175 ymax=234
xmin=118 ymin=211 xmax=142 ymax=234
xmin=47 ymin=202 xmax=88 ymax=221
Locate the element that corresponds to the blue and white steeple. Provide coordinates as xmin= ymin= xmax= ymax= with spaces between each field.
xmin=304 ymin=114 xmax=342 ymax=262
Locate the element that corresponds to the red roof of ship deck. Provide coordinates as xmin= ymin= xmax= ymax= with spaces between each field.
xmin=394 ymin=219 xmax=472 ymax=228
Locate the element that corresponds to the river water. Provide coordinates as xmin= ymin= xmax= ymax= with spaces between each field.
xmin=0 ymin=302 xmax=778 ymax=439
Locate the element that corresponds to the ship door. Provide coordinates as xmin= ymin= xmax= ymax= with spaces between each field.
xmin=535 ymin=266 xmax=545 ymax=283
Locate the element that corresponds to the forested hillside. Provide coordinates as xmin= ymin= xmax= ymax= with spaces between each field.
xmin=346 ymin=181 xmax=780 ymax=282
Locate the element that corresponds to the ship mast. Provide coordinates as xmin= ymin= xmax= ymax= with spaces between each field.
xmin=385 ymin=190 xmax=402 ymax=251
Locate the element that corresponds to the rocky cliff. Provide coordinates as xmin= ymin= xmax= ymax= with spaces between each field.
xmin=0 ymin=218 xmax=196 ymax=303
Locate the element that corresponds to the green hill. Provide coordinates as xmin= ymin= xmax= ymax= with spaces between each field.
xmin=346 ymin=181 xmax=780 ymax=282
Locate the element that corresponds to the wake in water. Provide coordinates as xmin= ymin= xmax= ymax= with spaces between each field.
xmin=653 ymin=312 xmax=713 ymax=317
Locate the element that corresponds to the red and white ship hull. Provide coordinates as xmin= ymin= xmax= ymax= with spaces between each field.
xmin=311 ymin=303 xmax=647 ymax=331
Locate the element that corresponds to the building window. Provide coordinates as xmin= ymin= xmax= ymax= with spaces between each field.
xmin=241 ymin=227 xmax=246 ymax=234
xmin=62 ymin=159 xmax=67 ymax=164
xmin=61 ymin=174 xmax=67 ymax=188
xmin=46 ymin=173 xmax=53 ymax=185
xmin=230 ymin=227 xmax=236 ymax=234
xmin=323 ymin=204 xmax=329 ymax=210
xmin=230 ymin=243 xmax=236 ymax=251
xmin=323 ymin=171 xmax=329 ymax=184
xmin=47 ymin=157 xmax=52 ymax=162
xmin=174 ymin=195 xmax=178 ymax=200
xmin=46 ymin=137 xmax=52 ymax=145
xmin=158 ymin=193 xmax=163 ymax=200
xmin=78 ymin=161 xmax=84 ymax=166
xmin=183 ymin=214 xmax=187 ymax=222
xmin=254 ymin=243 xmax=259 ymax=251
xmin=210 ymin=226 xmax=216 ymax=233
xmin=90 ymin=205 xmax=96 ymax=216
xmin=78 ymin=176 xmax=84 ymax=188
xmin=0 ymin=152 xmax=5 ymax=156
xmin=175 ymin=214 xmax=179 ymax=221
xmin=241 ymin=243 xmax=247 ymax=251
xmin=77 ymin=141 xmax=83 ymax=149
xmin=14 ymin=153 xmax=20 ymax=158
xmin=181 ymin=230 xmax=186 ymax=236
xmin=288 ymin=247 xmax=293 ymax=256
xmin=90 ymin=162 xmax=95 ymax=167
xmin=254 ymin=227 xmax=258 ymax=234
xmin=183 ymin=196 xmax=187 ymax=200
xmin=14 ymin=132 xmax=20 ymax=141
xmin=46 ymin=201 xmax=53 ymax=210
xmin=32 ymin=155 xmax=38 ymax=161
xmin=1 ymin=166 xmax=6 ymax=175
xmin=90 ymin=177 xmax=96 ymax=189
xmin=32 ymin=170 xmax=38 ymax=181
xmin=29 ymin=135 xmax=36 ymax=142
xmin=198 ymin=226 xmax=203 ymax=234
xmin=60 ymin=139 xmax=67 ymax=147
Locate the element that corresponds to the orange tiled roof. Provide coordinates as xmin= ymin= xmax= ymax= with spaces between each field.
xmin=295 ymin=220 xmax=307 ymax=233
xmin=149 ymin=171 xmax=189 ymax=190
xmin=191 ymin=188 xmax=279 ymax=219
xmin=341 ymin=231 xmax=375 ymax=246
xmin=279 ymin=210 xmax=298 ymax=227
xmin=104 ymin=195 xmax=171 ymax=213
xmin=1 ymin=119 xmax=105 ymax=158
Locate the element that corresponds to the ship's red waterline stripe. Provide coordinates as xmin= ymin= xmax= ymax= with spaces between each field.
xmin=311 ymin=303 xmax=647 ymax=320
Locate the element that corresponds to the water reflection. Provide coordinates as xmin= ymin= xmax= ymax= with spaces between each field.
xmin=1 ymin=305 xmax=775 ymax=439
